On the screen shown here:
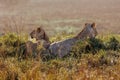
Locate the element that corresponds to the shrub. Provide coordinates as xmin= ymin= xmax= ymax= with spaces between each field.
xmin=71 ymin=38 xmax=106 ymax=57
xmin=106 ymin=37 xmax=120 ymax=51
xmin=0 ymin=33 xmax=27 ymax=57
xmin=87 ymin=38 xmax=106 ymax=54
xmin=71 ymin=40 xmax=88 ymax=57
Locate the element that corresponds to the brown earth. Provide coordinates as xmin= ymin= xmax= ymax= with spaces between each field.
xmin=0 ymin=0 xmax=120 ymax=35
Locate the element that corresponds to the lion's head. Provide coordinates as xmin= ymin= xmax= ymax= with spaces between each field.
xmin=75 ymin=23 xmax=98 ymax=39
xmin=30 ymin=27 xmax=50 ymax=43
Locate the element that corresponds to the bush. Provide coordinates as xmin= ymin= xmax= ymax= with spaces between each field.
xmin=0 ymin=33 xmax=27 ymax=57
xmin=87 ymin=38 xmax=106 ymax=54
xmin=71 ymin=38 xmax=106 ymax=57
xmin=106 ymin=37 xmax=120 ymax=51
xmin=71 ymin=40 xmax=88 ymax=58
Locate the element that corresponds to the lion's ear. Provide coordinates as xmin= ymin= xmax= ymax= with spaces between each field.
xmin=37 ymin=27 xmax=41 ymax=32
xmin=91 ymin=22 xmax=96 ymax=28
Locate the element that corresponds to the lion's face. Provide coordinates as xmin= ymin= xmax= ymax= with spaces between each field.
xmin=76 ymin=23 xmax=98 ymax=39
xmin=85 ymin=23 xmax=98 ymax=38
xmin=30 ymin=27 xmax=46 ymax=41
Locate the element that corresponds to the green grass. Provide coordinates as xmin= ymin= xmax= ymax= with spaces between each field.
xmin=0 ymin=33 xmax=120 ymax=80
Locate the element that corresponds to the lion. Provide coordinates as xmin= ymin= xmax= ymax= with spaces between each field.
xmin=18 ymin=27 xmax=50 ymax=59
xmin=49 ymin=23 xmax=98 ymax=58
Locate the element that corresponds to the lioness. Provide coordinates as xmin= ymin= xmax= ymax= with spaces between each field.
xmin=19 ymin=27 xmax=50 ymax=59
xmin=49 ymin=23 xmax=98 ymax=58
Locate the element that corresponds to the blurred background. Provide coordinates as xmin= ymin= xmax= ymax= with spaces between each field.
xmin=0 ymin=0 xmax=120 ymax=36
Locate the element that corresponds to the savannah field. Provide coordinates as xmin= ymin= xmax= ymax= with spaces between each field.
xmin=0 ymin=0 xmax=120 ymax=80
xmin=0 ymin=0 xmax=120 ymax=35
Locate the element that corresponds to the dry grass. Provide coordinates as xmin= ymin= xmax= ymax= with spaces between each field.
xmin=0 ymin=0 xmax=120 ymax=80
xmin=0 ymin=33 xmax=120 ymax=80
